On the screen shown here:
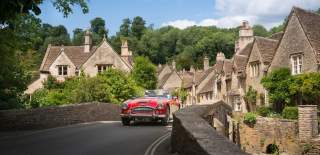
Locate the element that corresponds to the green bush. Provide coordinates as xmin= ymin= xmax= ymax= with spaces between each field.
xmin=282 ymin=106 xmax=298 ymax=119
xmin=244 ymin=112 xmax=257 ymax=125
xmin=257 ymin=106 xmax=272 ymax=117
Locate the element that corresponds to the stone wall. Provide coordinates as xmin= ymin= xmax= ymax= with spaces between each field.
xmin=171 ymin=104 xmax=248 ymax=155
xmin=0 ymin=102 xmax=120 ymax=131
xmin=239 ymin=117 xmax=301 ymax=155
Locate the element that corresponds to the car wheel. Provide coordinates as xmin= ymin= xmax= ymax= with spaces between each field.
xmin=121 ymin=118 xmax=130 ymax=126
xmin=161 ymin=107 xmax=170 ymax=126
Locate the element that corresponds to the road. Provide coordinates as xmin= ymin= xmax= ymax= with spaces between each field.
xmin=0 ymin=121 xmax=173 ymax=155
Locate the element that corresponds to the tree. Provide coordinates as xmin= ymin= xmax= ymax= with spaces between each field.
xmin=90 ymin=17 xmax=108 ymax=44
xmin=120 ymin=18 xmax=131 ymax=37
xmin=261 ymin=68 xmax=294 ymax=112
xmin=131 ymin=57 xmax=157 ymax=90
xmin=72 ymin=28 xmax=84 ymax=45
xmin=0 ymin=0 xmax=89 ymax=24
xmin=252 ymin=25 xmax=270 ymax=37
xmin=317 ymin=8 xmax=320 ymax=14
xmin=131 ymin=16 xmax=146 ymax=39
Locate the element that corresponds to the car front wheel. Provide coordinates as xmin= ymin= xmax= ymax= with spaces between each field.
xmin=121 ymin=117 xmax=130 ymax=126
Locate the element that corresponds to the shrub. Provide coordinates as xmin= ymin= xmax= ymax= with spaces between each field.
xmin=257 ymin=106 xmax=271 ymax=117
xmin=244 ymin=112 xmax=257 ymax=125
xmin=30 ymin=88 xmax=49 ymax=108
xmin=282 ymin=106 xmax=298 ymax=119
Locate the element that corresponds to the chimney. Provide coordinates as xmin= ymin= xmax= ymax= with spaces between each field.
xmin=121 ymin=40 xmax=132 ymax=63
xmin=190 ymin=65 xmax=195 ymax=73
xmin=172 ymin=60 xmax=176 ymax=70
xmin=84 ymin=30 xmax=92 ymax=53
xmin=238 ymin=20 xmax=253 ymax=53
xmin=216 ymin=52 xmax=225 ymax=61
xmin=203 ymin=55 xmax=209 ymax=70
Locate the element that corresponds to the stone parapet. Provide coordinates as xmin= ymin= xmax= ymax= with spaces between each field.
xmin=171 ymin=104 xmax=248 ymax=155
xmin=0 ymin=102 xmax=120 ymax=131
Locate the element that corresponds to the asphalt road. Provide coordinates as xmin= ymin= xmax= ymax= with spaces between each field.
xmin=0 ymin=121 xmax=173 ymax=155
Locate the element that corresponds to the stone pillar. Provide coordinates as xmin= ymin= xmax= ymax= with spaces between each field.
xmin=298 ymin=105 xmax=318 ymax=141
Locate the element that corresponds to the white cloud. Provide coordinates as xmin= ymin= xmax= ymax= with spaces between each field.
xmin=162 ymin=0 xmax=320 ymax=29
xmin=162 ymin=15 xmax=257 ymax=29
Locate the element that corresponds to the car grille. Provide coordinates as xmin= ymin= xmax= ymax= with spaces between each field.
xmin=132 ymin=107 xmax=154 ymax=114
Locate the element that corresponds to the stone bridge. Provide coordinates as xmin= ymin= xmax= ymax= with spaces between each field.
xmin=171 ymin=101 xmax=248 ymax=155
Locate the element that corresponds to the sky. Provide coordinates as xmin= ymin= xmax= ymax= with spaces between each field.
xmin=39 ymin=0 xmax=320 ymax=36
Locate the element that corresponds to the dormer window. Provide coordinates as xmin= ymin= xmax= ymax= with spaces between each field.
xmin=291 ymin=55 xmax=302 ymax=75
xmin=249 ymin=62 xmax=260 ymax=77
xmin=97 ymin=64 xmax=113 ymax=73
xmin=58 ymin=65 xmax=68 ymax=76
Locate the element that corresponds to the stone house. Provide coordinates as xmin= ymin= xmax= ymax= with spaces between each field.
xmin=245 ymin=37 xmax=279 ymax=111
xmin=269 ymin=7 xmax=320 ymax=74
xmin=213 ymin=21 xmax=254 ymax=112
xmin=26 ymin=30 xmax=133 ymax=94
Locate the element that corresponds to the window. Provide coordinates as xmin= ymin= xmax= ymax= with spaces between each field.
xmin=250 ymin=62 xmax=260 ymax=77
xmin=226 ymin=80 xmax=231 ymax=91
xmin=291 ymin=55 xmax=302 ymax=75
xmin=58 ymin=65 xmax=68 ymax=76
xmin=97 ymin=64 xmax=113 ymax=73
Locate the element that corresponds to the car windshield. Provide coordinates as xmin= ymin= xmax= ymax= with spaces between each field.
xmin=144 ymin=90 xmax=171 ymax=98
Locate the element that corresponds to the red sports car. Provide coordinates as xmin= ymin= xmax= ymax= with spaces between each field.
xmin=120 ymin=90 xmax=180 ymax=126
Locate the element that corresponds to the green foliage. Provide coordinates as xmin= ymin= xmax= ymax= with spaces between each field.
xmin=261 ymin=68 xmax=293 ymax=112
xmin=282 ymin=106 xmax=298 ymax=120
xmin=243 ymin=112 xmax=257 ymax=125
xmin=29 ymin=69 xmax=143 ymax=107
xmin=131 ymin=16 xmax=146 ymax=39
xmin=90 ymin=17 xmax=108 ymax=44
xmin=252 ymin=25 xmax=270 ymax=37
xmin=289 ymin=73 xmax=320 ymax=105
xmin=171 ymin=88 xmax=188 ymax=105
xmin=131 ymin=57 xmax=157 ymax=90
xmin=244 ymin=86 xmax=257 ymax=104
xmin=72 ymin=28 xmax=84 ymax=45
xmin=99 ymin=69 xmax=143 ymax=104
xmin=0 ymin=0 xmax=88 ymax=24
xmin=119 ymin=18 xmax=131 ymax=37
xmin=257 ymin=106 xmax=272 ymax=117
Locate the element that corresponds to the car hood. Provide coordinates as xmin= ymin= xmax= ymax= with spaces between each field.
xmin=126 ymin=97 xmax=164 ymax=108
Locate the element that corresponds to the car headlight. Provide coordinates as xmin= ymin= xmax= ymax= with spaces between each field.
xmin=157 ymin=103 xmax=164 ymax=110
xmin=122 ymin=103 xmax=129 ymax=110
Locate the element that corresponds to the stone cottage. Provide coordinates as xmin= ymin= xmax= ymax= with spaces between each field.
xmin=269 ymin=7 xmax=320 ymax=74
xmin=26 ymin=30 xmax=133 ymax=94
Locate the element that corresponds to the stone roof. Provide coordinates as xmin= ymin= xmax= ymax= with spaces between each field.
xmin=198 ymin=75 xmax=214 ymax=94
xmin=40 ymin=45 xmax=96 ymax=71
xmin=223 ymin=59 xmax=233 ymax=75
xmin=181 ymin=72 xmax=194 ymax=88
xmin=158 ymin=72 xmax=171 ymax=88
xmin=213 ymin=60 xmax=224 ymax=74
xmin=269 ymin=32 xmax=284 ymax=40
xmin=238 ymin=42 xmax=253 ymax=57
xmin=233 ymin=54 xmax=248 ymax=72
xmin=255 ymin=36 xmax=279 ymax=64
xmin=293 ymin=7 xmax=320 ymax=62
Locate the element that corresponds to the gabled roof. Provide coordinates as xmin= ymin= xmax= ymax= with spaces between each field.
xmin=293 ymin=7 xmax=320 ymax=62
xmin=198 ymin=75 xmax=214 ymax=94
xmin=181 ymin=71 xmax=194 ymax=88
xmin=233 ymin=54 xmax=248 ymax=72
xmin=158 ymin=72 xmax=172 ymax=88
xmin=223 ymin=59 xmax=233 ymax=75
xmin=255 ymin=36 xmax=279 ymax=64
xmin=40 ymin=45 xmax=95 ymax=71
xmin=213 ymin=60 xmax=224 ymax=74
xmin=269 ymin=32 xmax=284 ymax=40
xmin=238 ymin=42 xmax=253 ymax=57
xmin=40 ymin=39 xmax=132 ymax=72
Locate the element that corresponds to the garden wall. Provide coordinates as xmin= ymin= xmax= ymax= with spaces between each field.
xmin=239 ymin=117 xmax=301 ymax=155
xmin=0 ymin=102 xmax=120 ymax=131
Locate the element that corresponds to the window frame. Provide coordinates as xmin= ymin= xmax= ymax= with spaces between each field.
xmin=97 ymin=64 xmax=113 ymax=73
xmin=57 ymin=65 xmax=68 ymax=76
xmin=291 ymin=54 xmax=303 ymax=75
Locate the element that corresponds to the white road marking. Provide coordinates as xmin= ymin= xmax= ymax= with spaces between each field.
xmin=144 ymin=131 xmax=171 ymax=155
